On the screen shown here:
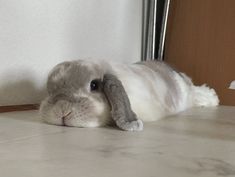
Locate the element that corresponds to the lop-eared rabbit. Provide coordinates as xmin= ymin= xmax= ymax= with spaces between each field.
xmin=40 ymin=60 xmax=219 ymax=131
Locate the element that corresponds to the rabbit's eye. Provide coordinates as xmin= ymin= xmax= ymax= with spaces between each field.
xmin=90 ymin=79 xmax=100 ymax=91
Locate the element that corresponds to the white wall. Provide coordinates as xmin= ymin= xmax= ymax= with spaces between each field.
xmin=0 ymin=0 xmax=142 ymax=105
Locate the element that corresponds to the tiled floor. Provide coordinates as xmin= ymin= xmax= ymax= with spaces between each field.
xmin=0 ymin=106 xmax=235 ymax=177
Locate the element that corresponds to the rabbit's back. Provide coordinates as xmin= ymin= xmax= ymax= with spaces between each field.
xmin=111 ymin=61 xmax=191 ymax=121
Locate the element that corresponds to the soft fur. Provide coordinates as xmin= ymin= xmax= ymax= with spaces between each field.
xmin=40 ymin=60 xmax=219 ymax=131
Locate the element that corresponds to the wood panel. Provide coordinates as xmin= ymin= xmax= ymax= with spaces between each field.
xmin=164 ymin=0 xmax=235 ymax=105
xmin=0 ymin=104 xmax=39 ymax=113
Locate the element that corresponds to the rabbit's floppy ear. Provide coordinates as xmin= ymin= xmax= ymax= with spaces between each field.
xmin=103 ymin=74 xmax=143 ymax=131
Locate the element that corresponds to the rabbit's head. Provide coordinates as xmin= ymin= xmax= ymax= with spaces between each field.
xmin=40 ymin=60 xmax=143 ymax=131
xmin=40 ymin=60 xmax=112 ymax=127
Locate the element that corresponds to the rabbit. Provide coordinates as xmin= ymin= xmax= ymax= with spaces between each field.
xmin=39 ymin=60 xmax=219 ymax=131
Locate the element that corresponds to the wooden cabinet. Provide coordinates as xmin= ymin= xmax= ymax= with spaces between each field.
xmin=164 ymin=0 xmax=235 ymax=105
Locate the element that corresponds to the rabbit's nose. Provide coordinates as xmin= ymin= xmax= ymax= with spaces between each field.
xmin=61 ymin=111 xmax=72 ymax=126
xmin=55 ymin=100 xmax=72 ymax=113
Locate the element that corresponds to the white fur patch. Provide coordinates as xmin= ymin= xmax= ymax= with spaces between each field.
xmin=112 ymin=64 xmax=168 ymax=121
xmin=191 ymin=85 xmax=219 ymax=107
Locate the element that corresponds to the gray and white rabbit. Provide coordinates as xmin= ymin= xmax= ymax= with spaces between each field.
xmin=40 ymin=60 xmax=219 ymax=131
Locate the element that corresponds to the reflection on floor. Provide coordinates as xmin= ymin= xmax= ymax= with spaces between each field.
xmin=0 ymin=106 xmax=235 ymax=177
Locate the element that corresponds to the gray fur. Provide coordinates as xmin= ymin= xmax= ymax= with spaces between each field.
xmin=46 ymin=61 xmax=143 ymax=131
xmin=103 ymin=74 xmax=143 ymax=131
xmin=47 ymin=61 xmax=102 ymax=96
xmin=40 ymin=60 xmax=111 ymax=128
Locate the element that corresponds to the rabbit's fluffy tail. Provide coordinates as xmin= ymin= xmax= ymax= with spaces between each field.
xmin=180 ymin=72 xmax=219 ymax=107
xmin=191 ymin=84 xmax=219 ymax=107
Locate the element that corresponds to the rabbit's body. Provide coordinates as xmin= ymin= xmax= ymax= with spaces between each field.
xmin=111 ymin=61 xmax=218 ymax=122
xmin=40 ymin=60 xmax=219 ymax=131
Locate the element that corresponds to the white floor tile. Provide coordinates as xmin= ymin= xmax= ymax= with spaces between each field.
xmin=0 ymin=106 xmax=235 ymax=177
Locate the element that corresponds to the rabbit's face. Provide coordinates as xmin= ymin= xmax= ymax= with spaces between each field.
xmin=40 ymin=61 xmax=111 ymax=127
